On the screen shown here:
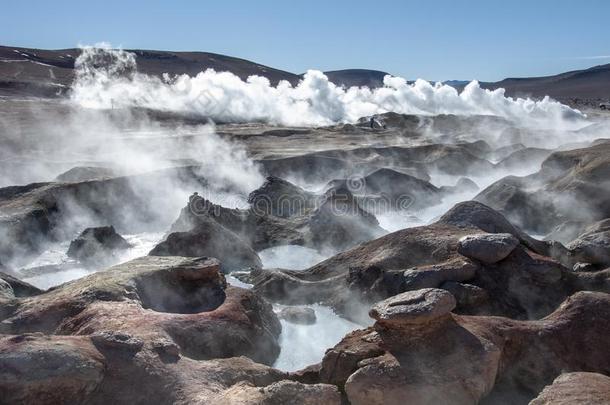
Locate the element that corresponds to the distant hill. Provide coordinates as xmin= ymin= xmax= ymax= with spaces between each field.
xmin=482 ymin=64 xmax=610 ymax=101
xmin=0 ymin=45 xmax=300 ymax=97
xmin=1 ymin=44 xmax=609 ymax=102
xmin=322 ymin=69 xmax=390 ymax=88
xmin=0 ymin=45 xmax=388 ymax=97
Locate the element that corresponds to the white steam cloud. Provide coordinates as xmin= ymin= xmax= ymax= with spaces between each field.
xmin=71 ymin=44 xmax=585 ymax=129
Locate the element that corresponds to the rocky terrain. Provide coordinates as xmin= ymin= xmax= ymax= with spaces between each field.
xmin=1 ymin=47 xmax=610 ymax=404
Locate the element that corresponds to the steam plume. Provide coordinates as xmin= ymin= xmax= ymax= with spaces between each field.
xmin=71 ymin=45 xmax=586 ymax=129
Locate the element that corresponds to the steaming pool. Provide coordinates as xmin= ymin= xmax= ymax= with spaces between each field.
xmin=18 ymin=232 xmax=164 ymax=289
xmin=20 ymin=238 xmax=366 ymax=373
xmin=254 ymin=245 xmax=366 ymax=372
xmin=273 ymin=304 xmax=363 ymax=371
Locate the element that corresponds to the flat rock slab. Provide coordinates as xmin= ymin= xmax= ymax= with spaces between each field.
xmin=457 ymin=233 xmax=519 ymax=264
xmin=369 ymin=288 xmax=456 ymax=326
xmin=277 ymin=307 xmax=317 ymax=325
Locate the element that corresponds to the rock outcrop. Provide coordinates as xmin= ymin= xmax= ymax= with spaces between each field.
xmin=315 ymin=291 xmax=610 ymax=405
xmin=0 ymin=255 xmax=328 ymax=404
xmin=251 ymin=201 xmax=610 ymax=322
xmin=0 ymin=166 xmax=209 ymax=265
xmin=149 ymin=217 xmax=262 ymax=272
xmin=277 ymin=307 xmax=316 ymax=325
xmin=325 ymin=168 xmax=443 ymax=211
xmin=529 ymin=372 xmax=610 ymax=405
xmin=0 ymin=256 xmax=280 ymax=364
xmin=476 ymin=140 xmax=610 ymax=236
xmin=154 ymin=178 xmax=385 ymax=256
xmin=566 ymin=218 xmax=610 ymax=268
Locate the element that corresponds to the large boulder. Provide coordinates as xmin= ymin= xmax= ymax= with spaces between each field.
xmin=328 ymin=289 xmax=500 ymax=405
xmin=149 ymin=217 xmax=263 ymax=272
xmin=318 ymin=291 xmax=610 ymax=405
xmin=0 ymin=334 xmax=105 ymax=404
xmin=457 ymin=233 xmax=519 ymax=264
xmin=67 ymin=226 xmax=132 ymax=264
xmin=0 ymin=256 xmax=281 ymax=365
xmin=369 ymin=288 xmax=456 ymax=328
xmin=566 ymin=218 xmax=610 ymax=268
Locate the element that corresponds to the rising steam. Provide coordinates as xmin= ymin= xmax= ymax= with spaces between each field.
xmin=71 ymin=44 xmax=585 ymax=128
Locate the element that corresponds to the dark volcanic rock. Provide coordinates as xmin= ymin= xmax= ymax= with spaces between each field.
xmin=566 ymin=218 xmax=610 ymax=268
xmin=439 ymin=177 xmax=480 ymax=195
xmin=0 ymin=333 xmax=295 ymax=405
xmin=326 ymin=168 xmax=442 ymax=211
xmin=149 ymin=217 xmax=263 ymax=272
xmin=0 ymin=272 xmax=42 ymax=298
xmin=67 ymin=226 xmax=132 ymax=264
xmin=248 ymin=176 xmax=317 ymax=218
xmin=369 ymin=288 xmax=456 ymax=327
xmin=252 ymin=201 xmax=610 ymax=322
xmin=0 ymin=334 xmax=106 ymax=404
xmin=330 ymin=289 xmax=500 ymax=405
xmin=476 ymin=140 xmax=610 ymax=235
xmin=277 ymin=307 xmax=316 ymax=325
xmin=55 ymin=166 xmax=117 ymax=183
xmin=0 ymin=255 xmax=353 ymax=404
xmin=0 ymin=166 xmax=209 ymax=265
xmin=309 ymin=188 xmax=383 ymax=249
xmin=158 ymin=180 xmax=385 ymax=254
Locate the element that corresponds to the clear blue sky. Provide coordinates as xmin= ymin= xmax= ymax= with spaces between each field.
xmin=2 ymin=0 xmax=609 ymax=81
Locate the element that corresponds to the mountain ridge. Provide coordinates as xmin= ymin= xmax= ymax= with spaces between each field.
xmin=1 ymin=44 xmax=608 ymax=102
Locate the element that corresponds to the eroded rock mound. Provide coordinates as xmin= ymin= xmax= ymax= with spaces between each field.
xmin=325 ymin=168 xmax=442 ymax=211
xmin=55 ymin=166 xmax=117 ymax=183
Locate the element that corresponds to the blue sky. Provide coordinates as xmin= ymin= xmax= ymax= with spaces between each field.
xmin=2 ymin=0 xmax=609 ymax=81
